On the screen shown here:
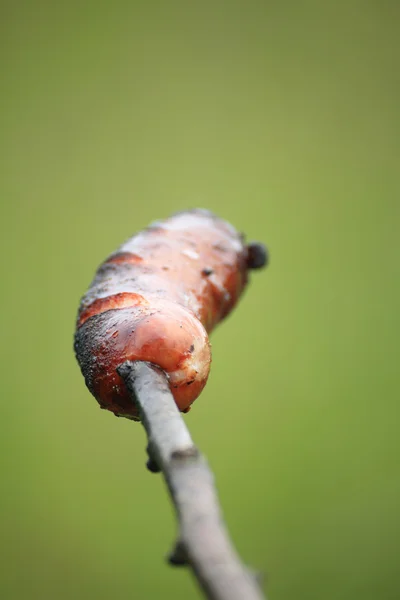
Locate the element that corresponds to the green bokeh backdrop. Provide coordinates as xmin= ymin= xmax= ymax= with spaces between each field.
xmin=1 ymin=1 xmax=399 ymax=599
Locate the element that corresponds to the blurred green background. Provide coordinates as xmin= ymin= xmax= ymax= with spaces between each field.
xmin=1 ymin=1 xmax=399 ymax=598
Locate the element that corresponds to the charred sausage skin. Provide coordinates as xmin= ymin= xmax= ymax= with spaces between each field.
xmin=74 ymin=209 xmax=256 ymax=420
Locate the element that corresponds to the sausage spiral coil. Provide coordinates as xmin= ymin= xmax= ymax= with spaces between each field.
xmin=74 ymin=209 xmax=266 ymax=420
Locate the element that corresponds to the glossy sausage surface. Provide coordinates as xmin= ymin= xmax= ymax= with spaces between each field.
xmin=74 ymin=209 xmax=261 ymax=420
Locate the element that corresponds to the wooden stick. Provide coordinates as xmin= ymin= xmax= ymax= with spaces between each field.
xmin=117 ymin=360 xmax=266 ymax=600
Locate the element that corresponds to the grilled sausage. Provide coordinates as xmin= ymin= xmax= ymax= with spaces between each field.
xmin=74 ymin=209 xmax=266 ymax=420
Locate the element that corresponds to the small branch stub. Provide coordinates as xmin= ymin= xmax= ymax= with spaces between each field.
xmin=247 ymin=242 xmax=269 ymax=270
xmin=117 ymin=360 xmax=266 ymax=600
